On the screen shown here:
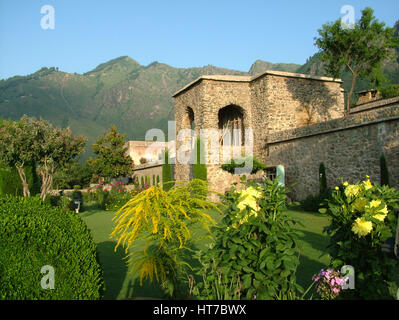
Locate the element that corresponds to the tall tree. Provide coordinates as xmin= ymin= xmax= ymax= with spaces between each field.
xmin=88 ymin=125 xmax=133 ymax=181
xmin=315 ymin=7 xmax=399 ymax=114
xmin=0 ymin=117 xmax=39 ymax=196
xmin=36 ymin=124 xmax=87 ymax=201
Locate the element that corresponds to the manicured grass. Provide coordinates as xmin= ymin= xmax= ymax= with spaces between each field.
xmin=285 ymin=208 xmax=331 ymax=290
xmin=80 ymin=207 xmax=332 ymax=299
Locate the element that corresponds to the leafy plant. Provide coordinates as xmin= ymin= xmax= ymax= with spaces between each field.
xmin=193 ymin=178 xmax=303 ymax=300
xmin=321 ymin=176 xmax=399 ymax=299
xmin=110 ymin=179 xmax=221 ymax=298
xmin=221 ymin=156 xmax=266 ymax=175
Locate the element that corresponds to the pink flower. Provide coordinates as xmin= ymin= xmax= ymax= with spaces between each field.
xmin=332 ymin=288 xmax=340 ymax=294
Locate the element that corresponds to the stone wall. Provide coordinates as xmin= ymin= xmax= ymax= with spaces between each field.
xmin=131 ymin=164 xmax=163 ymax=186
xmin=173 ymin=71 xmax=346 ymax=195
xmin=266 ymin=98 xmax=399 ymax=200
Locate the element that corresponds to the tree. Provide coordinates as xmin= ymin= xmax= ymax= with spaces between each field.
xmin=0 ymin=117 xmax=40 ymax=196
xmin=34 ymin=119 xmax=87 ymax=201
xmin=88 ymin=125 xmax=133 ymax=181
xmin=0 ymin=116 xmax=86 ymax=201
xmin=315 ymin=7 xmax=399 ymax=114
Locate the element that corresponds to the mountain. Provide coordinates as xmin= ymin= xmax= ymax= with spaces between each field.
xmin=1 ymin=20 xmax=397 ymax=161
xmin=248 ymin=60 xmax=301 ymax=75
xmin=0 ymin=56 xmax=298 ymax=160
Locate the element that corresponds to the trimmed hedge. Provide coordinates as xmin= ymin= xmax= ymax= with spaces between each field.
xmin=0 ymin=195 xmax=104 ymax=299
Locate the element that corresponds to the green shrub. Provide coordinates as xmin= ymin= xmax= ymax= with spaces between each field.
xmin=0 ymin=195 xmax=104 ymax=299
xmin=193 ymin=178 xmax=302 ymax=300
xmin=379 ymin=84 xmax=399 ymax=99
xmin=162 ymin=150 xmax=174 ymax=191
xmin=221 ymin=156 xmax=266 ymax=175
xmin=319 ymin=163 xmax=327 ymax=195
xmin=322 ymin=176 xmax=399 ymax=299
xmin=380 ymin=154 xmax=390 ymax=187
xmin=140 ymin=176 xmax=145 ymax=188
xmin=193 ymin=138 xmax=207 ymax=182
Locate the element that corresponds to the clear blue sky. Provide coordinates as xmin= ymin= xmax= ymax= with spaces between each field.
xmin=0 ymin=0 xmax=398 ymax=80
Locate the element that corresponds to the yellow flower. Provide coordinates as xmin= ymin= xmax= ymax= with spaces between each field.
xmin=379 ymin=205 xmax=388 ymax=215
xmin=352 ymin=218 xmax=373 ymax=237
xmin=343 ymin=182 xmax=349 ymax=187
xmin=373 ymin=213 xmax=387 ymax=222
xmin=335 ymin=186 xmax=339 ymax=191
xmin=363 ymin=179 xmax=373 ymax=190
xmin=344 ymin=184 xmax=360 ymax=198
xmin=369 ymin=200 xmax=381 ymax=208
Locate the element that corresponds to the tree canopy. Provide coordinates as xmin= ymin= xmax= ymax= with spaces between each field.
xmin=315 ymin=7 xmax=399 ymax=113
xmin=88 ymin=125 xmax=133 ymax=181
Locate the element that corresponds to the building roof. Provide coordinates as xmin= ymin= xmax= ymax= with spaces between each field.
xmin=172 ymin=70 xmax=343 ymax=97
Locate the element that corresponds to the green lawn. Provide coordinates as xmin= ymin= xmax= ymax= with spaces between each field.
xmin=80 ymin=208 xmax=331 ymax=300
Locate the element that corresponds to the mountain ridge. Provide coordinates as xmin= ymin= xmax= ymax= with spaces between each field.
xmin=1 ymin=19 xmax=398 ymax=160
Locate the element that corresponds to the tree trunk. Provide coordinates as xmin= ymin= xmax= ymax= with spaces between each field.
xmin=15 ymin=164 xmax=30 ymax=197
xmin=39 ymin=161 xmax=54 ymax=202
xmin=346 ymin=72 xmax=358 ymax=115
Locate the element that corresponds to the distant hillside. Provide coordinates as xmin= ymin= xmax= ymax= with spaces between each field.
xmin=0 ymin=19 xmax=397 ymax=161
xmin=248 ymin=60 xmax=301 ymax=75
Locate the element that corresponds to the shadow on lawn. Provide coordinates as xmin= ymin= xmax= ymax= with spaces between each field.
xmin=97 ymin=241 xmax=128 ymax=300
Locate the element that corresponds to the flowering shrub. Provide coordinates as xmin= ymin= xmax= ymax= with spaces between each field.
xmin=111 ymin=179 xmax=220 ymax=298
xmin=322 ymin=176 xmax=399 ymax=299
xmin=193 ymin=178 xmax=303 ymax=300
xmin=312 ymin=269 xmax=348 ymax=300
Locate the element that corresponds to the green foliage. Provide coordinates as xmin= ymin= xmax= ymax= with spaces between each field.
xmin=379 ymin=84 xmax=399 ymax=99
xmin=53 ymin=160 xmax=93 ymax=189
xmin=162 ymin=150 xmax=174 ymax=191
xmin=193 ymin=138 xmax=207 ymax=182
xmin=140 ymin=176 xmax=145 ymax=188
xmin=110 ymin=179 xmax=220 ymax=298
xmin=221 ymin=156 xmax=266 ymax=175
xmin=0 ymin=195 xmax=104 ymax=299
xmin=193 ymin=179 xmax=303 ymax=300
xmin=301 ymin=193 xmax=326 ymax=212
xmin=315 ymin=7 xmax=399 ymax=112
xmin=156 ymin=175 xmax=160 ymax=185
xmin=380 ymin=154 xmax=390 ymax=187
xmin=0 ymin=163 xmax=40 ymax=196
xmin=88 ymin=125 xmax=133 ymax=180
xmin=319 ymin=163 xmax=328 ymax=195
xmin=322 ymin=176 xmax=399 ymax=299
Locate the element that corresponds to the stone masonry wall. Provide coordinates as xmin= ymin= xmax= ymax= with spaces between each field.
xmin=173 ymin=72 xmax=348 ymax=195
xmin=266 ymin=100 xmax=399 ymax=200
xmin=250 ymin=73 xmax=345 ymax=163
